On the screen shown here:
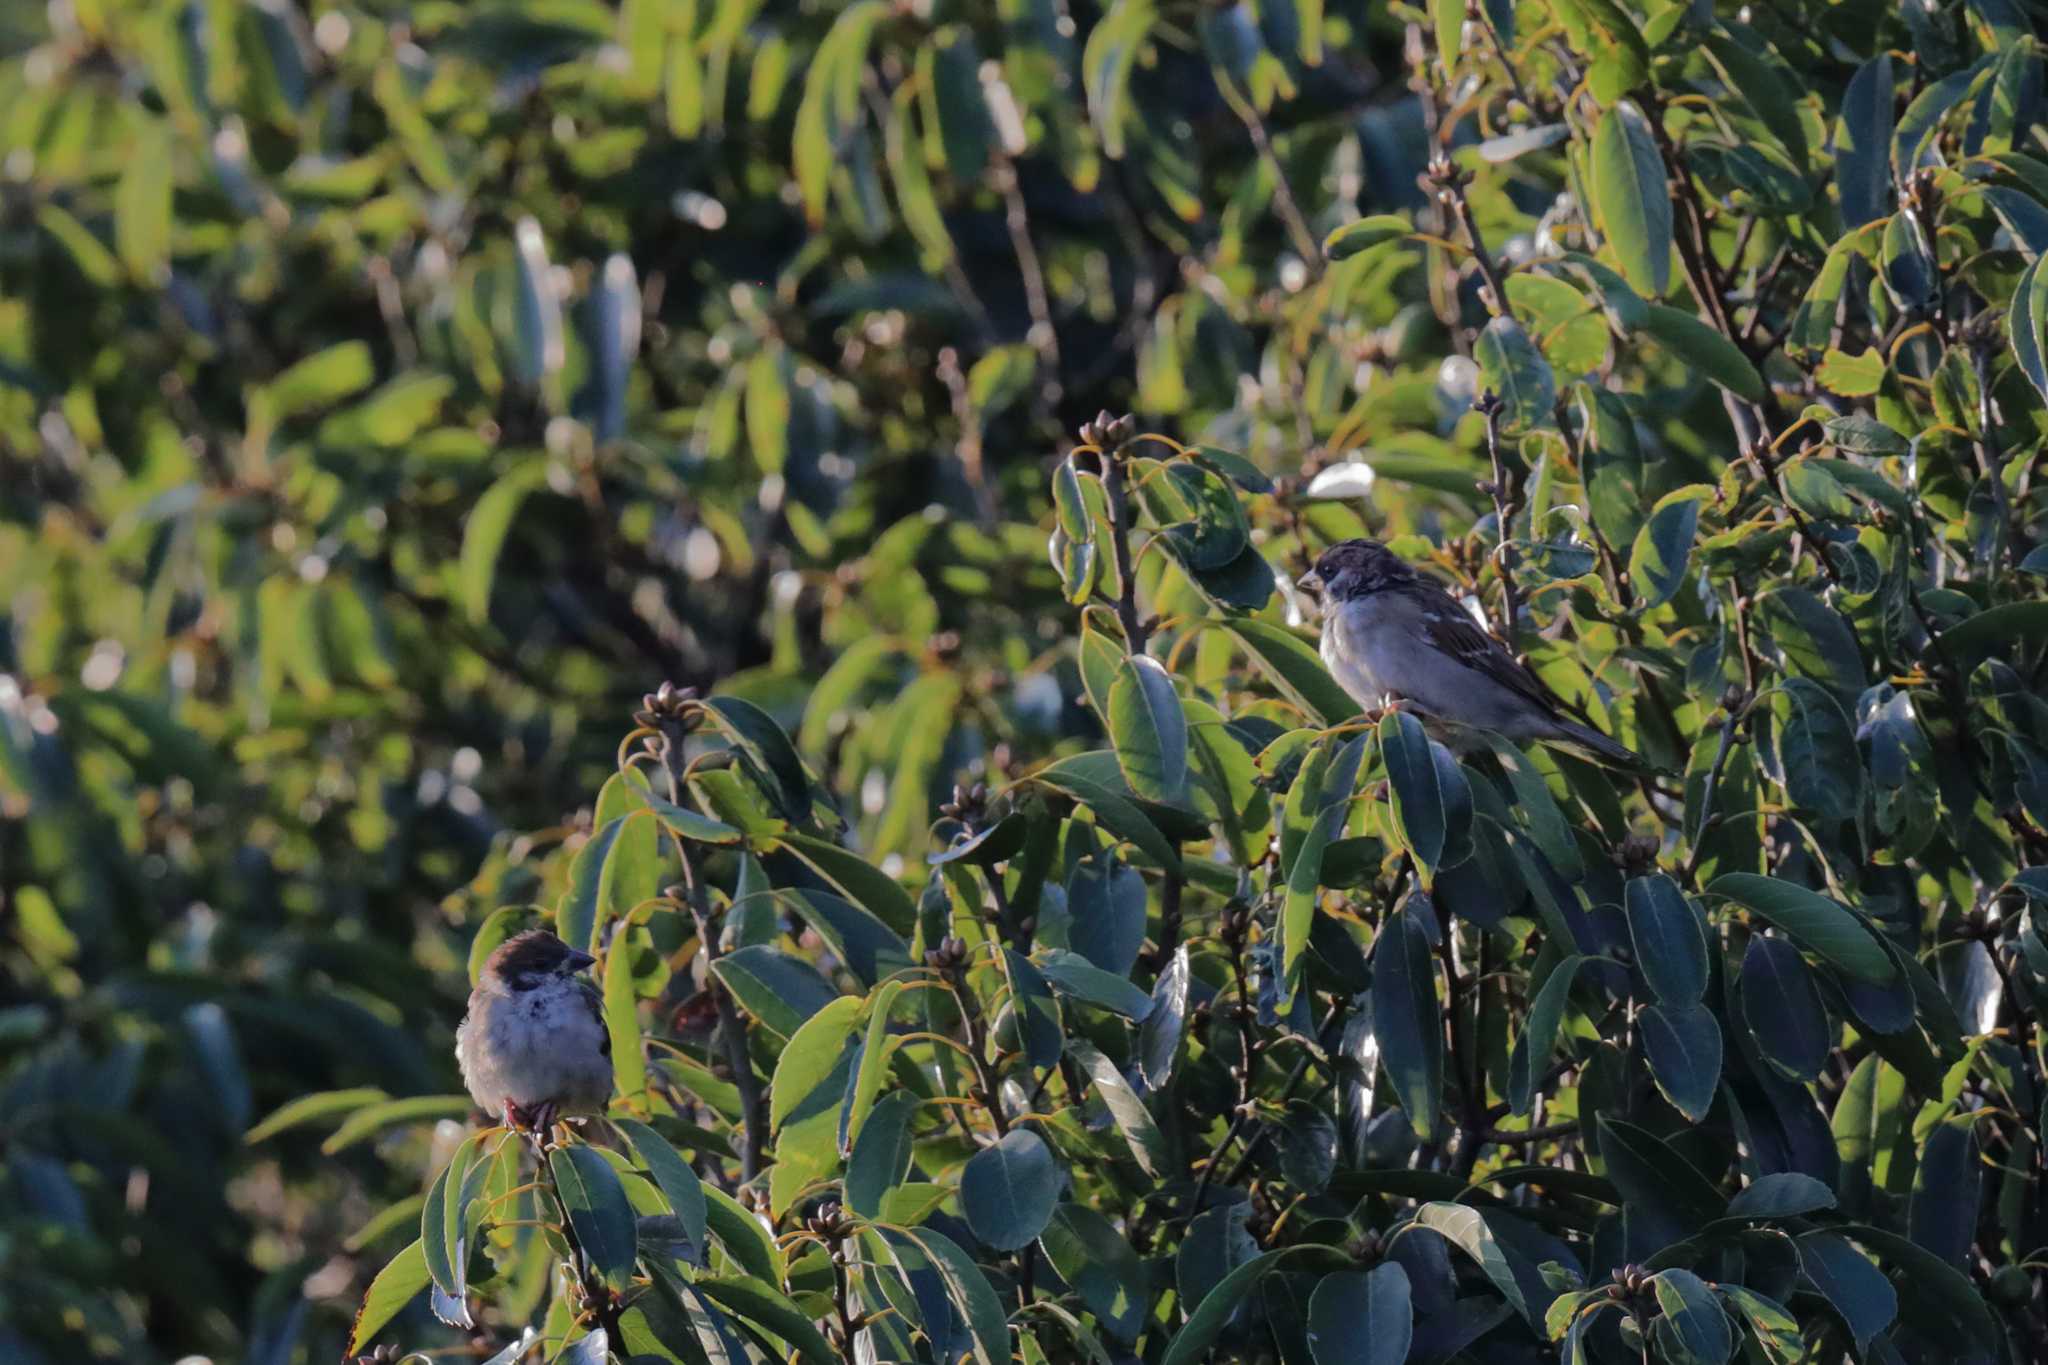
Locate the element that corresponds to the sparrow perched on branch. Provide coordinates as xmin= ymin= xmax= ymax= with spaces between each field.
xmin=1297 ymin=538 xmax=1650 ymax=770
xmin=457 ymin=929 xmax=613 ymax=1136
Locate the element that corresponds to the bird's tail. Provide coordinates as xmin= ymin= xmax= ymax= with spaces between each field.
xmin=1548 ymin=718 xmax=1668 ymax=776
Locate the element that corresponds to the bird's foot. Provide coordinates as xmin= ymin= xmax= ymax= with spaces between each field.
xmin=504 ymin=1098 xmax=562 ymax=1147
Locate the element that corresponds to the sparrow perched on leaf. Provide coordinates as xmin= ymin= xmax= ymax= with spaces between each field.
xmin=1298 ymin=538 xmax=1651 ymax=770
xmin=456 ymin=929 xmax=613 ymax=1136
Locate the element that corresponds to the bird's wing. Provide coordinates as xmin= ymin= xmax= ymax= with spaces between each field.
xmin=1408 ymin=581 xmax=1584 ymax=723
xmin=576 ymin=978 xmax=612 ymax=1055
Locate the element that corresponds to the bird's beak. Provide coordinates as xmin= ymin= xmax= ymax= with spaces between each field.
xmin=1296 ymin=570 xmax=1324 ymax=599
xmin=564 ymin=949 xmax=596 ymax=973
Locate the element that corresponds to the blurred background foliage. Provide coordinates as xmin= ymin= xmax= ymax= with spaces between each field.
xmin=3 ymin=0 xmax=2048 ymax=1359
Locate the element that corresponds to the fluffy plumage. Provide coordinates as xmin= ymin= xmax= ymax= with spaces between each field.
xmin=1299 ymin=539 xmax=1650 ymax=770
xmin=456 ymin=929 xmax=612 ymax=1133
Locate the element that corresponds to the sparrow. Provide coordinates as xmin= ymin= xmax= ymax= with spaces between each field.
xmin=456 ymin=929 xmax=613 ymax=1136
xmin=1297 ymin=538 xmax=1650 ymax=770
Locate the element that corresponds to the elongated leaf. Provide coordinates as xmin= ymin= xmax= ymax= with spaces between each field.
xmin=769 ymin=995 xmax=863 ymax=1131
xmin=459 ymin=463 xmax=550 ymax=625
xmin=1640 ymin=1001 xmax=1723 ymax=1122
xmin=1592 ymin=101 xmax=1672 ymax=298
xmin=1639 ymin=306 xmax=1764 ymax=401
xmin=1709 ymin=874 xmax=1894 ymax=984
xmin=1373 ymin=901 xmax=1443 ymax=1141
xmin=1628 ymin=491 xmax=1702 ymax=610
xmin=1067 ymin=1038 xmax=1167 ymax=1176
xmin=1797 ymin=1232 xmax=1895 ymax=1351
xmin=349 ymin=1238 xmax=430 ymax=1353
xmin=1040 ymin=1203 xmax=1149 ymax=1343
xmin=1221 ymin=619 xmax=1360 ymax=725
xmin=1836 ymin=56 xmax=1893 ymax=226
xmin=1509 ymin=956 xmax=1586 ymax=1116
xmin=1651 ymin=1266 xmax=1733 ymax=1364
xmin=1380 ymin=710 xmax=1447 ymax=876
xmin=614 ymin=1119 xmax=708 ymax=1262
xmin=695 ymin=1277 xmax=838 ymax=1365
xmin=1163 ymin=1245 xmax=1349 ymax=1365
xmin=1625 ymin=873 xmax=1708 ymax=1004
xmin=551 ymin=1146 xmax=638 ymax=1291
xmin=1108 ymin=652 xmax=1188 ymax=800
xmin=1306 ymin=1261 xmax=1412 ymax=1365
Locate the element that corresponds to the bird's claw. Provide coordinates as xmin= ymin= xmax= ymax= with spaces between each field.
xmin=504 ymin=1098 xmax=563 ymax=1148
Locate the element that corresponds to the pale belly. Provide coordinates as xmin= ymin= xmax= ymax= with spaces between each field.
xmin=457 ymin=984 xmax=613 ymax=1117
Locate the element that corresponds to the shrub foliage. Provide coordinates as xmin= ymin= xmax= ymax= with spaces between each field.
xmin=4 ymin=0 xmax=2048 ymax=1362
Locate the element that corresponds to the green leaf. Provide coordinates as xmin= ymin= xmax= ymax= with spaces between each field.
xmin=792 ymin=2 xmax=888 ymax=223
xmin=1034 ymin=947 xmax=1152 ymax=1018
xmin=1650 ymin=1267 xmax=1733 ymax=1365
xmin=710 ymin=945 xmax=838 ymax=1039
xmin=1639 ymin=306 xmax=1764 ymax=402
xmin=1379 ymin=710 xmax=1448 ymax=876
xmin=1796 ymin=1232 xmax=1895 ymax=1351
xmin=1628 ymin=490 xmax=1702 ymax=610
xmin=1025 ymin=765 xmax=1183 ymax=874
xmin=421 ymin=1132 xmax=487 ymax=1308
xmin=458 ymin=462 xmax=550 ymax=626
xmin=321 ymin=1096 xmax=475 ymax=1154
xmin=846 ymin=1090 xmax=919 ymax=1219
xmin=1740 ymin=935 xmax=1830 ymax=1082
xmin=1591 ymin=101 xmax=1672 ymax=299
xmin=267 ymin=341 xmax=377 ymax=419
xmin=1837 ymin=55 xmax=1894 ymax=226
xmin=1639 ymin=1001 xmax=1723 ymax=1122
xmin=1039 ymin=1203 xmax=1149 ymax=1343
xmin=1108 ymin=653 xmax=1188 ymax=801
xmin=614 ymin=1119 xmax=708 ymax=1262
xmin=1709 ymin=873 xmax=1895 ymax=984
xmin=1372 ymin=900 xmax=1443 ymax=1141
xmin=1066 ymin=1038 xmax=1167 ymax=1176
xmin=897 ymin=1227 xmax=1012 ymax=1365
xmin=1625 ymin=874 xmax=1708 ymax=1004
xmin=1306 ymin=1262 xmax=1413 ymax=1365
xmin=960 ymin=1128 xmax=1061 ymax=1251
xmin=1162 ymin=1245 xmax=1349 ymax=1365
xmin=1719 ymin=1286 xmax=1804 ymax=1365
xmin=1758 ymin=587 xmax=1865 ymax=701
xmin=1220 ymin=619 xmax=1360 ymax=726
xmin=1324 ymin=214 xmax=1412 ymax=260
xmin=244 ymin=1087 xmax=390 ymax=1144
xmin=550 ymin=1145 xmax=639 ymax=1292
xmin=1938 ymin=601 xmax=2048 ymax=661
xmin=557 ymin=814 xmax=628 ymax=956
xmin=1701 ymin=33 xmax=1806 ymax=168
xmin=777 ymin=832 xmax=918 ymax=935
xmin=1140 ymin=945 xmax=1191 ymax=1088
xmin=1510 ymin=955 xmax=1586 ymax=1116
xmin=643 ymin=793 xmax=745 ymax=847
xmin=348 ymin=1238 xmax=430 ymax=1354
xmin=703 ymin=1184 xmax=781 ymax=1284
xmin=2011 ymin=253 xmax=2048 ymax=405
xmin=1474 ymin=316 xmax=1557 ymax=432
xmin=114 ymin=123 xmax=173 ymax=283
xmin=1772 ymin=678 xmax=1861 ymax=821
xmin=769 ymin=995 xmax=863 ymax=1131
xmin=1836 ymin=1222 xmax=2001 ymax=1353
xmin=694 ymin=1277 xmax=839 ymax=1365
xmin=1408 ymin=1202 xmax=1537 ymax=1323
xmin=1726 ymin=1172 xmax=1835 ymax=1220
xmin=844 ymin=978 xmax=905 ymax=1148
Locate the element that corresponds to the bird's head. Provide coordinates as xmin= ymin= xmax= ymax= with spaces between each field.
xmin=483 ymin=929 xmax=597 ymax=991
xmin=1295 ymin=539 xmax=1417 ymax=605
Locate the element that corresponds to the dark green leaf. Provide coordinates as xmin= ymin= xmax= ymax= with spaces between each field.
xmin=961 ymin=1128 xmax=1062 ymax=1251
xmin=550 ymin=1146 xmax=639 ymax=1292
xmin=1639 ymin=1001 xmax=1724 ymax=1122
xmin=1372 ymin=900 xmax=1443 ymax=1141
xmin=1306 ymin=1261 xmax=1413 ymax=1365
xmin=1626 ymin=873 xmax=1709 ymax=1004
